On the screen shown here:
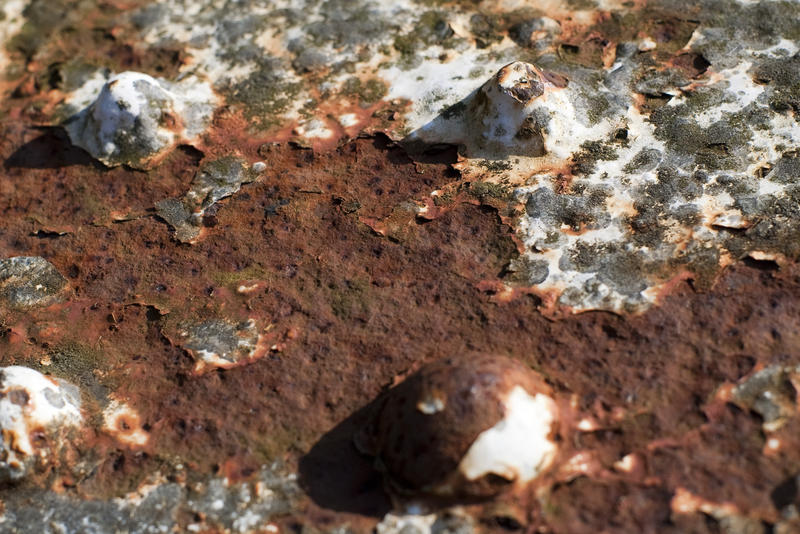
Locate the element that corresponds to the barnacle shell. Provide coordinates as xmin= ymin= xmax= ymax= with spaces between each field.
xmin=65 ymin=71 xmax=217 ymax=169
xmin=0 ymin=366 xmax=83 ymax=482
xmin=356 ymin=354 xmax=558 ymax=499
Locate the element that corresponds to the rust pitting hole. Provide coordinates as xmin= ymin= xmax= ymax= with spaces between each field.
xmin=672 ymin=52 xmax=711 ymax=77
xmin=771 ymin=475 xmax=799 ymax=510
xmin=640 ymin=92 xmax=674 ymax=111
xmin=710 ymin=224 xmax=747 ymax=235
xmin=742 ymin=257 xmax=780 ymax=271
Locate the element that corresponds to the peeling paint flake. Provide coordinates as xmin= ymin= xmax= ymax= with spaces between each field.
xmin=156 ymin=156 xmax=262 ymax=243
xmin=0 ymin=257 xmax=69 ymax=309
xmin=178 ymin=318 xmax=268 ymax=373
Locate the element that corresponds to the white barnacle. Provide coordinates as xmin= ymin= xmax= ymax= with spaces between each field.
xmin=0 ymin=366 xmax=82 ymax=481
xmin=65 ymin=71 xmax=217 ymax=169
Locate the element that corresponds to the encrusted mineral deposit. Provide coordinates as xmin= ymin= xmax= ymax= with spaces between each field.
xmin=177 ymin=318 xmax=267 ymax=373
xmin=406 ymin=61 xmax=574 ymax=159
xmin=0 ymin=462 xmax=299 ymax=534
xmin=156 ymin=156 xmax=262 ymax=243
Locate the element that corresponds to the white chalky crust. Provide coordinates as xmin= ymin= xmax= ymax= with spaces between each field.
xmin=102 ymin=399 xmax=149 ymax=448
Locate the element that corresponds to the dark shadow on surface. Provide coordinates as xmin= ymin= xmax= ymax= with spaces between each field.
xmin=399 ymin=87 xmax=545 ymax=161
xmin=373 ymin=131 xmax=461 ymax=168
xmin=399 ymin=88 xmax=478 ymax=159
xmin=406 ymin=142 xmax=461 ymax=167
xmin=298 ymin=400 xmax=391 ymax=517
xmin=4 ymin=127 xmax=101 ymax=170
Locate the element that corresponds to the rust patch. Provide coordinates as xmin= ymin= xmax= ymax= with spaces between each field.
xmin=1 ymin=116 xmax=800 ymax=528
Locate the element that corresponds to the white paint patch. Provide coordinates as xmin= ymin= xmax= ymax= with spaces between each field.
xmin=416 ymin=395 xmax=445 ymax=415
xmin=383 ymin=48 xmax=514 ymax=136
xmin=458 ymin=386 xmax=557 ymax=483
xmin=577 ymin=418 xmax=599 ymax=431
xmin=613 ymin=454 xmax=638 ymax=473
xmin=676 ymin=62 xmax=763 ymax=127
xmin=237 ymin=282 xmax=263 ymax=294
xmin=338 ymin=113 xmax=359 ymax=128
xmin=293 ymin=118 xmax=335 ymax=140
xmin=376 ymin=512 xmax=437 ymax=534
xmin=671 ymin=487 xmax=740 ymax=518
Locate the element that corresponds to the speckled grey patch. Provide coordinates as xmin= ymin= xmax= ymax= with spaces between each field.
xmin=0 ymin=257 xmax=68 ymax=308
xmin=156 ymin=156 xmax=258 ymax=243
xmin=42 ymin=388 xmax=65 ymax=409
xmin=508 ymin=20 xmax=800 ymax=312
xmin=0 ymin=464 xmax=299 ymax=534
xmin=179 ymin=318 xmax=260 ymax=365
xmin=731 ymin=365 xmax=799 ymax=432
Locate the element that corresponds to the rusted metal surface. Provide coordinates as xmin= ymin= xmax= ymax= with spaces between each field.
xmin=0 ymin=0 xmax=799 ymax=532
